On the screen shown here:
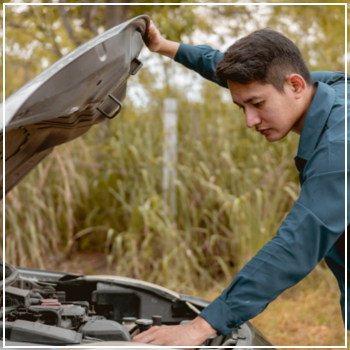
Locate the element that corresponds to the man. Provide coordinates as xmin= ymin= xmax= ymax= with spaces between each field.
xmin=133 ymin=22 xmax=348 ymax=346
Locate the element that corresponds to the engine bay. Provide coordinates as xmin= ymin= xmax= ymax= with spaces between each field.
xmin=0 ymin=263 xmax=264 ymax=347
xmin=3 ymin=284 xmax=132 ymax=344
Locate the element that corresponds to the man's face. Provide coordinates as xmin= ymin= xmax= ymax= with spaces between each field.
xmin=228 ymin=80 xmax=304 ymax=142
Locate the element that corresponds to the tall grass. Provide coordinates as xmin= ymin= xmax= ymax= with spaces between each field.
xmin=4 ymin=90 xmax=300 ymax=293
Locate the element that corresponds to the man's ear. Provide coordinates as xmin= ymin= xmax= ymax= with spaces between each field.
xmin=286 ymin=74 xmax=307 ymax=99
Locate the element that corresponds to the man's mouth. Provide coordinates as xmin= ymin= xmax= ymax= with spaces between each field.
xmin=256 ymin=128 xmax=270 ymax=135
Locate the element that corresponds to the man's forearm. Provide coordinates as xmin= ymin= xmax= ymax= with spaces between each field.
xmin=155 ymin=40 xmax=180 ymax=59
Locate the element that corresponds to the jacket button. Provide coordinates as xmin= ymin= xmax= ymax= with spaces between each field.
xmin=228 ymin=323 xmax=235 ymax=328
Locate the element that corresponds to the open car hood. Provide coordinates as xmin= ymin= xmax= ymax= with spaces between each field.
xmin=1 ymin=15 xmax=150 ymax=195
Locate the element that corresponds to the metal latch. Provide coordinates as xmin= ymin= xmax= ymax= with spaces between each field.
xmin=129 ymin=57 xmax=143 ymax=75
xmin=97 ymin=94 xmax=123 ymax=119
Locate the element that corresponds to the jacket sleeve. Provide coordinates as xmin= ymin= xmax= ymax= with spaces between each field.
xmin=174 ymin=43 xmax=227 ymax=88
xmin=174 ymin=43 xmax=334 ymax=88
xmin=199 ymin=140 xmax=345 ymax=334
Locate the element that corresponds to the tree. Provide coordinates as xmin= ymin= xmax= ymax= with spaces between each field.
xmin=4 ymin=2 xmax=346 ymax=99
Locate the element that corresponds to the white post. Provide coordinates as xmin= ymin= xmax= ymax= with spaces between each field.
xmin=163 ymin=98 xmax=177 ymax=217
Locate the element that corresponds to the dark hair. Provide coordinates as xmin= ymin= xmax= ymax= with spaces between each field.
xmin=216 ymin=28 xmax=313 ymax=92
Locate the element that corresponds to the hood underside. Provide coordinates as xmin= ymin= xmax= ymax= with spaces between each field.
xmin=1 ymin=15 xmax=150 ymax=195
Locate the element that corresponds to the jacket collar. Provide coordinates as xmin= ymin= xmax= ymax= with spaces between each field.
xmin=294 ymin=82 xmax=335 ymax=173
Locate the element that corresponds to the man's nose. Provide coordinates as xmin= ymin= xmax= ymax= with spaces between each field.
xmin=245 ymin=108 xmax=261 ymax=128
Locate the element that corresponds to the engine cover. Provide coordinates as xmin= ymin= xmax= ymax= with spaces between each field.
xmin=80 ymin=318 xmax=131 ymax=341
xmin=5 ymin=320 xmax=82 ymax=345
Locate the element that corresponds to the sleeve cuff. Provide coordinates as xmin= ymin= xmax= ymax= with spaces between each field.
xmin=199 ymin=296 xmax=244 ymax=336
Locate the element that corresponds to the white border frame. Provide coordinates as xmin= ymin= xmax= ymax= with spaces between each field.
xmin=2 ymin=2 xmax=348 ymax=348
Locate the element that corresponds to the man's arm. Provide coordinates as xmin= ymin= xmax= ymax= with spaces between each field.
xmin=132 ymin=147 xmax=346 ymax=344
xmin=145 ymin=25 xmax=336 ymax=89
xmin=145 ymin=21 xmax=179 ymax=59
xmin=145 ymin=21 xmax=227 ymax=88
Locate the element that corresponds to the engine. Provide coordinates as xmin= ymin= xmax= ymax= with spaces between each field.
xmin=2 ymin=283 xmax=132 ymax=345
xmin=0 ymin=263 xmax=274 ymax=348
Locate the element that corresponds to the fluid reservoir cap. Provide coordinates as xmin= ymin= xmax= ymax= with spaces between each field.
xmin=123 ymin=317 xmax=137 ymax=323
xmin=136 ymin=319 xmax=153 ymax=326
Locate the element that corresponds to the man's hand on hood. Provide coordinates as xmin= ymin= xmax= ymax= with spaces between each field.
xmin=145 ymin=20 xmax=180 ymax=59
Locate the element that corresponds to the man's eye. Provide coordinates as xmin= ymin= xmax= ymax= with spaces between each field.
xmin=238 ymin=105 xmax=245 ymax=111
xmin=253 ymin=101 xmax=263 ymax=107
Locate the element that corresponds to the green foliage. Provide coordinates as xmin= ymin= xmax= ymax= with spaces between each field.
xmin=267 ymin=4 xmax=346 ymax=71
xmin=4 ymin=3 xmax=346 ymax=97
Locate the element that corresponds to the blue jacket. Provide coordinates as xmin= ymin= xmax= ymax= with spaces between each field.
xmin=175 ymin=43 xmax=349 ymax=335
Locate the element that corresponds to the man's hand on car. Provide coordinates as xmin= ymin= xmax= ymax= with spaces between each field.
xmin=132 ymin=315 xmax=217 ymax=346
xmin=144 ymin=20 xmax=163 ymax=53
xmin=145 ymin=21 xmax=180 ymax=59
